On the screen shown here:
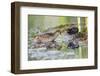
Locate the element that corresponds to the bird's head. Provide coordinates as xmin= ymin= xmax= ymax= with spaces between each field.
xmin=67 ymin=27 xmax=79 ymax=35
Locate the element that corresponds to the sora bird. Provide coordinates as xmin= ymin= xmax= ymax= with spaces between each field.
xmin=33 ymin=30 xmax=61 ymax=44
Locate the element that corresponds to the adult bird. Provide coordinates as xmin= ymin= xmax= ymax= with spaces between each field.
xmin=33 ymin=30 xmax=61 ymax=44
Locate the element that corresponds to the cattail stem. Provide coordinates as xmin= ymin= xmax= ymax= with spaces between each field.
xmin=77 ymin=17 xmax=82 ymax=58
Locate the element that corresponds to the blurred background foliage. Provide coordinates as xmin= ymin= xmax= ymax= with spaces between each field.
xmin=28 ymin=15 xmax=87 ymax=34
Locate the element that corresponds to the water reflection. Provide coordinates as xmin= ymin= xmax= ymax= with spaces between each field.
xmin=28 ymin=46 xmax=88 ymax=61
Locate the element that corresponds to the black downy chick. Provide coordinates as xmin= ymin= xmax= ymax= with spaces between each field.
xmin=67 ymin=27 xmax=78 ymax=35
xmin=67 ymin=41 xmax=79 ymax=49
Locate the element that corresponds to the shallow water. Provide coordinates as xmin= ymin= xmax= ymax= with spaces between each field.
xmin=28 ymin=46 xmax=88 ymax=61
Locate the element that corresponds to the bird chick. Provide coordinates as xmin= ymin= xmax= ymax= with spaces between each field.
xmin=67 ymin=27 xmax=79 ymax=35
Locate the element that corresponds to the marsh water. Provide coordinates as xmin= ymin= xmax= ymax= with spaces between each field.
xmin=28 ymin=46 xmax=88 ymax=60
